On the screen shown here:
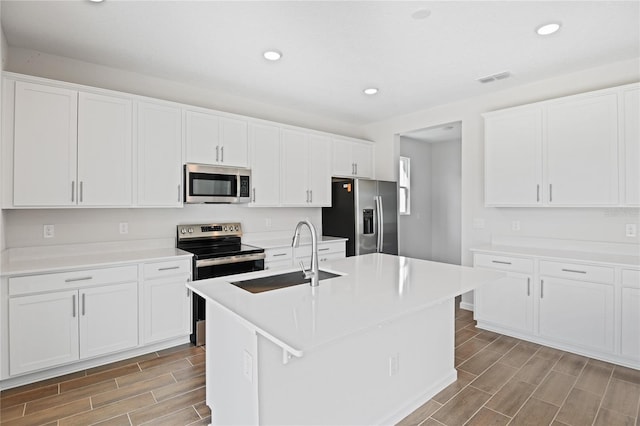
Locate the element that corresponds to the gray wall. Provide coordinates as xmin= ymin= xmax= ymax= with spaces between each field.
xmin=398 ymin=136 xmax=461 ymax=265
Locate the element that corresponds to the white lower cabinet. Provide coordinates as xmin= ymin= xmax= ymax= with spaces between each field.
xmin=475 ymin=272 xmax=533 ymax=335
xmin=538 ymin=276 xmax=614 ymax=353
xmin=142 ymin=260 xmax=192 ymax=344
xmin=295 ymin=241 xmax=346 ymax=269
xmin=9 ymin=290 xmax=80 ymax=375
xmin=264 ymin=247 xmax=293 ymax=271
xmin=79 ymin=283 xmax=138 ymax=359
xmin=473 ymin=250 xmax=633 ymax=368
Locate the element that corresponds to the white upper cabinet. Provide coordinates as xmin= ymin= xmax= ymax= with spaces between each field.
xmin=249 ymin=123 xmax=281 ymax=206
xmin=13 ymin=82 xmax=78 ymax=207
xmin=185 ymin=110 xmax=248 ymax=168
xmin=484 ymin=108 xmax=543 ymax=205
xmin=483 ymin=83 xmax=638 ymax=207
xmin=332 ymin=138 xmax=373 ymax=178
xmin=545 ymin=93 xmax=618 ymax=205
xmin=137 ymin=101 xmax=183 ymax=207
xmin=623 ymin=86 xmax=640 ymax=205
xmin=77 ymin=92 xmax=133 ymax=206
xmin=281 ymin=129 xmax=331 ymax=206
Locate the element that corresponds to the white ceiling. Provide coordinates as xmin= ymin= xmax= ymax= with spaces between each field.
xmin=2 ymin=1 xmax=639 ymax=125
xmin=402 ymin=121 xmax=462 ymax=144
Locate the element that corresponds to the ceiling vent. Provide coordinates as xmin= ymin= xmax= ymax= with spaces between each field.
xmin=477 ymin=71 xmax=512 ymax=84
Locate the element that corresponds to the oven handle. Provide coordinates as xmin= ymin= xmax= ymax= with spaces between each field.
xmin=196 ymin=252 xmax=266 ymax=268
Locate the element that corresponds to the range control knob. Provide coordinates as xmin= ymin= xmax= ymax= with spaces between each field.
xmin=180 ymin=228 xmax=186 ymax=234
xmin=223 ymin=226 xmax=228 ymax=232
xmin=188 ymin=228 xmax=194 ymax=233
xmin=235 ymin=225 xmax=239 ymax=231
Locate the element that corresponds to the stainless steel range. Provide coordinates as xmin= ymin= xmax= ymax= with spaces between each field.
xmin=177 ymin=223 xmax=265 ymax=345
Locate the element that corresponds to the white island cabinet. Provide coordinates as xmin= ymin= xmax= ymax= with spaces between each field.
xmin=187 ymin=253 xmax=503 ymax=425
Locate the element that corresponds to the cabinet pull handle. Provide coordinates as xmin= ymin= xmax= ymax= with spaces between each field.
xmin=549 ymin=184 xmax=552 ymax=202
xmin=536 ymin=184 xmax=540 ymax=203
xmin=252 ymin=188 xmax=256 ymax=203
xmin=561 ymin=268 xmax=587 ymax=274
xmin=178 ymin=184 xmax=181 ymax=202
xmin=352 ymin=163 xmax=355 ymax=175
xmin=355 ymin=163 xmax=358 ymax=175
xmin=72 ymin=294 xmax=76 ymax=317
xmin=158 ymin=266 xmax=180 ymax=271
xmin=80 ymin=181 xmax=84 ymax=203
xmin=491 ymin=260 xmax=512 ymax=265
xmin=221 ymin=146 xmax=224 ymax=162
xmin=216 ymin=146 xmax=219 ymax=162
xmin=71 ymin=181 xmax=75 ymax=202
xmin=319 ymin=248 xmax=330 ymax=252
xmin=273 ymin=253 xmax=287 ymax=257
xmin=65 ymin=276 xmax=93 ymax=283
xmin=82 ymin=293 xmax=86 ymax=316
xmin=310 ymin=190 xmax=313 ymax=203
xmin=187 ymin=289 xmax=191 ymax=298
xmin=540 ymin=279 xmax=544 ymax=298
xmin=306 ymin=190 xmax=310 ymax=203
xmin=527 ymin=278 xmax=530 ymax=296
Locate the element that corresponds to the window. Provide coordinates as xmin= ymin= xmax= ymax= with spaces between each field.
xmin=399 ymin=156 xmax=410 ymax=215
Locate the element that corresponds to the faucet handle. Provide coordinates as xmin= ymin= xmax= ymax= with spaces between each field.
xmin=299 ymin=261 xmax=312 ymax=278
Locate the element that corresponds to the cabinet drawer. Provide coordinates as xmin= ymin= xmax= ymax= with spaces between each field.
xmin=265 ymin=259 xmax=294 ymax=271
xmin=539 ymin=261 xmax=614 ymax=284
xmin=265 ymin=247 xmax=293 ymax=262
xmin=9 ymin=265 xmax=138 ymax=296
xmin=622 ymin=269 xmax=640 ymax=289
xmin=295 ymin=242 xmax=345 ymax=259
xmin=143 ymin=259 xmax=191 ymax=279
xmin=473 ymin=253 xmax=533 ymax=273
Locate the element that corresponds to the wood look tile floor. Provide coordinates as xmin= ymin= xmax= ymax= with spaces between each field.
xmin=1 ymin=299 xmax=639 ymax=426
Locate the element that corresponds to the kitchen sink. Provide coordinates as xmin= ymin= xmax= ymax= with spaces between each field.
xmin=230 ymin=270 xmax=342 ymax=294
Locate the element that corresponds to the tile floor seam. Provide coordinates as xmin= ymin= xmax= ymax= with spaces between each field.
xmin=589 ymin=367 xmax=615 ymax=426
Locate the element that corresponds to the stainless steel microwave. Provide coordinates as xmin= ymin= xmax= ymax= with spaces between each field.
xmin=184 ymin=163 xmax=251 ymax=204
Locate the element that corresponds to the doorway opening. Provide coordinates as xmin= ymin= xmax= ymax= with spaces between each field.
xmin=398 ymin=121 xmax=462 ymax=265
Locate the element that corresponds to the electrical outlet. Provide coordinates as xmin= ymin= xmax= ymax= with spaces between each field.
xmin=626 ymin=224 xmax=637 ymax=238
xmin=512 ymin=220 xmax=521 ymax=231
xmin=472 ymin=218 xmax=485 ymax=229
xmin=43 ymin=224 xmax=55 ymax=239
xmin=388 ymin=353 xmax=399 ymax=376
xmin=119 ymin=222 xmax=129 ymax=234
xmin=243 ymin=351 xmax=253 ymax=382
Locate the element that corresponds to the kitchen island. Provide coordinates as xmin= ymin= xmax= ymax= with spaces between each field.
xmin=187 ymin=253 xmax=503 ymax=425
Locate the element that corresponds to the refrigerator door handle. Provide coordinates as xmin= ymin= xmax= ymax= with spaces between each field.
xmin=375 ymin=196 xmax=384 ymax=253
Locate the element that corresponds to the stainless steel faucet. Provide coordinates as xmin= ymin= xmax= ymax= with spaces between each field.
xmin=292 ymin=219 xmax=319 ymax=287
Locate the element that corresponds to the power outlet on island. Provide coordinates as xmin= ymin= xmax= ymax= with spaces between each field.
xmin=388 ymin=353 xmax=399 ymax=377
xmin=511 ymin=220 xmax=521 ymax=231
xmin=119 ymin=222 xmax=129 ymax=235
xmin=43 ymin=224 xmax=55 ymax=239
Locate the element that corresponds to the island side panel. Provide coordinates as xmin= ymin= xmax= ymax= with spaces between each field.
xmin=206 ymin=300 xmax=259 ymax=425
xmin=257 ymin=299 xmax=456 ymax=425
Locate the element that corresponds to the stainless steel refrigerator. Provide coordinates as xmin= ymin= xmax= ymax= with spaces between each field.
xmin=322 ymin=178 xmax=398 ymax=256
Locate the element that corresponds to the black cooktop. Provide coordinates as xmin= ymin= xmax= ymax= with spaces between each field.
xmin=181 ymin=243 xmax=264 ymax=260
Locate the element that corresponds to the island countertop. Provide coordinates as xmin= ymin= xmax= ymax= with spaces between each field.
xmin=187 ymin=253 xmax=504 ymax=357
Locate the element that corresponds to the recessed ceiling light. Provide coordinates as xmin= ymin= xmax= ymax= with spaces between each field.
xmin=89 ymin=0 xmax=105 ymax=3
xmin=263 ymin=50 xmax=282 ymax=61
xmin=411 ymin=9 xmax=431 ymax=20
xmin=536 ymin=22 xmax=561 ymax=36
xmin=363 ymin=88 xmax=379 ymax=95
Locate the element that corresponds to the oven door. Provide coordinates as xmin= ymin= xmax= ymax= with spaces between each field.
xmin=192 ymin=254 xmax=265 ymax=345
xmin=184 ymin=163 xmax=251 ymax=204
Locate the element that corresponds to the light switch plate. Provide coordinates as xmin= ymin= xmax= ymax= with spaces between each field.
xmin=119 ymin=222 xmax=129 ymax=234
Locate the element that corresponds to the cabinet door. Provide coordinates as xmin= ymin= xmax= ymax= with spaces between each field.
xmin=185 ymin=110 xmax=219 ymax=164
xmin=220 ymin=117 xmax=248 ymax=167
xmin=77 ymin=92 xmax=132 ymax=206
xmin=484 ymin=108 xmax=542 ymax=205
xmin=137 ymin=102 xmax=183 ymax=207
xmin=623 ymin=87 xmax=639 ymax=205
xmin=281 ymin=129 xmax=309 ymax=205
xmin=621 ymin=287 xmax=640 ymax=361
xmin=538 ymin=277 xmax=614 ymax=353
xmin=546 ymin=94 xmax=619 ymax=205
xmin=474 ymin=272 xmax=534 ymax=334
xmin=13 ymin=82 xmax=78 ymax=206
xmin=308 ymin=135 xmax=331 ymax=206
xmin=332 ymin=139 xmax=354 ymax=177
xmin=249 ymin=123 xmax=280 ymax=206
xmin=352 ymin=141 xmax=373 ymax=178
xmin=9 ymin=290 xmax=79 ymax=375
xmin=79 ymin=282 xmax=138 ymax=359
xmin=143 ymin=276 xmax=191 ymax=344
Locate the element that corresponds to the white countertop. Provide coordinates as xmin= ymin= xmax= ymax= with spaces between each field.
xmin=246 ymin=235 xmax=347 ymax=250
xmin=471 ymin=244 xmax=640 ymax=268
xmin=1 ymin=248 xmax=193 ymax=277
xmin=187 ymin=253 xmax=504 ymax=357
